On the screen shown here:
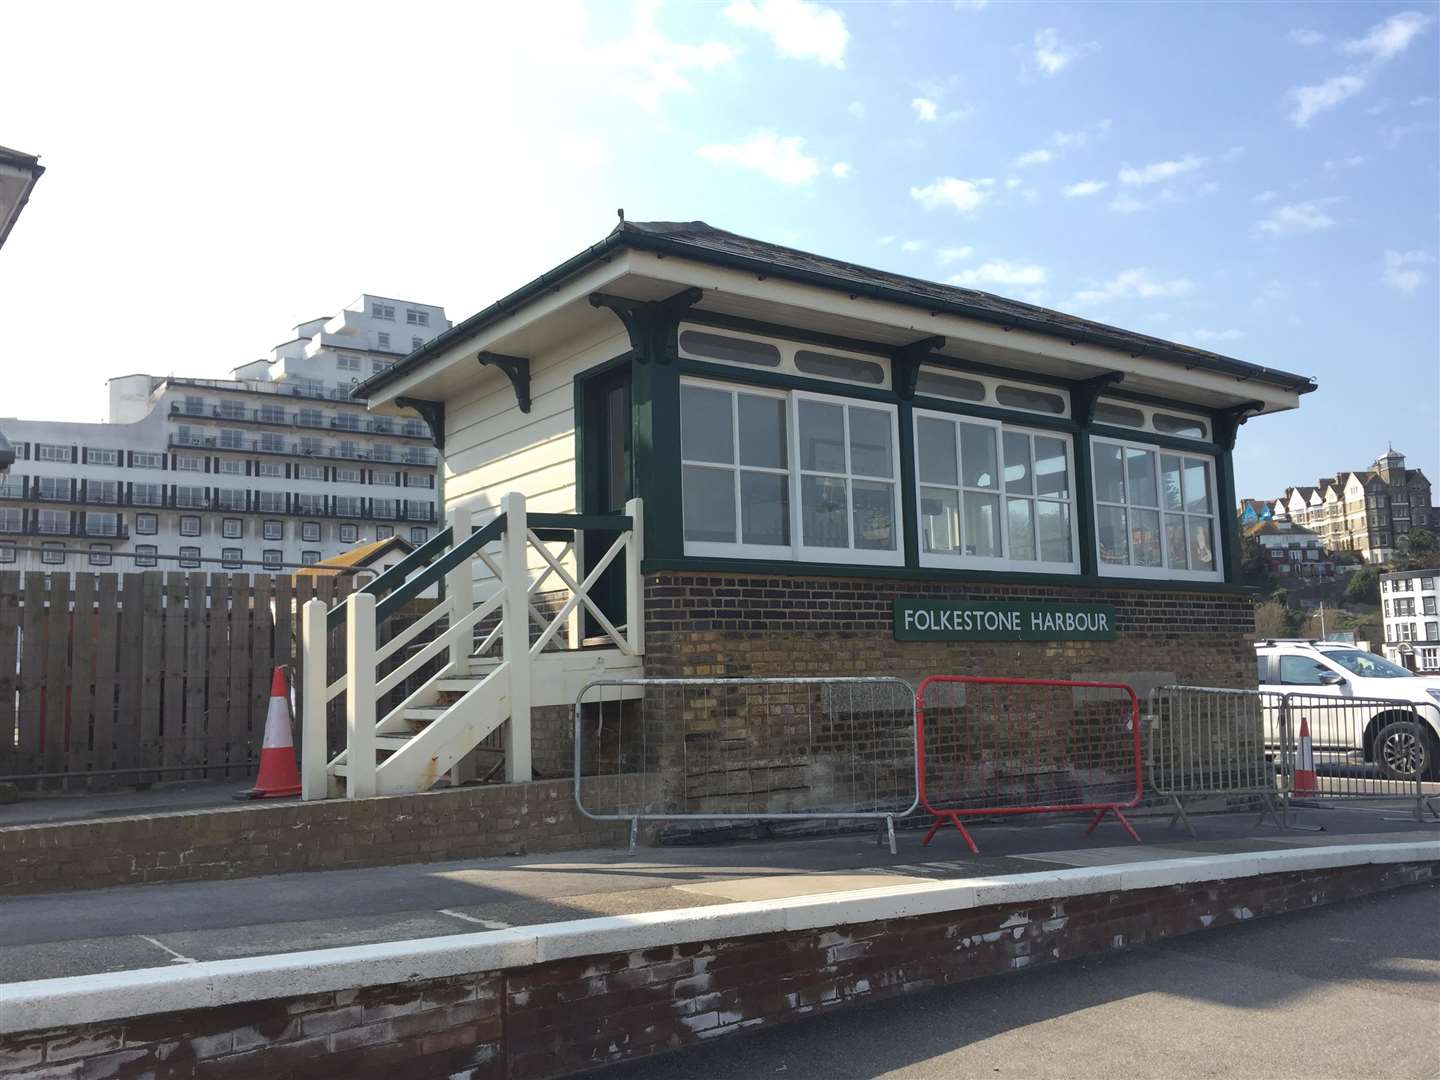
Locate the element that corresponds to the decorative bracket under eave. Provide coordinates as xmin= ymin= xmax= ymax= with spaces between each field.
xmin=891 ymin=336 xmax=946 ymax=400
xmin=478 ymin=352 xmax=532 ymax=413
xmin=589 ymin=287 xmax=703 ymax=364
xmin=1069 ymin=372 xmax=1126 ymax=425
xmin=394 ymin=397 xmax=446 ymax=452
xmin=1213 ymin=400 xmax=1266 ymax=451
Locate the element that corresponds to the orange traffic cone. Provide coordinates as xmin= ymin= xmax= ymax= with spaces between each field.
xmin=235 ymin=667 xmax=301 ymax=799
xmin=1294 ymin=716 xmax=1318 ymax=794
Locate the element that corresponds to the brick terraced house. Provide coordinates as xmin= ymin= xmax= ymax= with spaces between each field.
xmin=347 ymin=219 xmax=1316 ymax=774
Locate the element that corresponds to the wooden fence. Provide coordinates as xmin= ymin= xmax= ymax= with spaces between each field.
xmin=0 ymin=571 xmax=358 ymax=790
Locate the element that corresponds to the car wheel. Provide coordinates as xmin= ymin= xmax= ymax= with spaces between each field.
xmin=1374 ymin=720 xmax=1430 ymax=781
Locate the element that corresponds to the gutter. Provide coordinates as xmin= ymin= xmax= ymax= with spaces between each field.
xmin=355 ymin=225 xmax=1316 ymax=402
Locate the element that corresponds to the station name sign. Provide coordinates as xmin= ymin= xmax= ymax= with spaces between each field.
xmin=893 ymin=598 xmax=1117 ymax=642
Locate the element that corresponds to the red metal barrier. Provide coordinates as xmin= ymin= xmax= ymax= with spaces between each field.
xmin=915 ymin=675 xmax=1143 ymax=853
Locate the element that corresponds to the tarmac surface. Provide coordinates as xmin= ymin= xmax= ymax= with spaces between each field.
xmin=596 ymin=880 xmax=1440 ymax=1080
xmin=2 ymin=800 xmax=1435 ymax=984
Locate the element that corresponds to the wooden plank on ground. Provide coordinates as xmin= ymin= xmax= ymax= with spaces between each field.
xmin=16 ymin=573 xmax=46 ymax=778
xmin=41 ymin=572 xmax=71 ymax=781
xmin=69 ymin=573 xmax=97 ymax=781
xmin=93 ymin=574 xmax=120 ymax=774
xmin=0 ymin=572 xmax=20 ymax=780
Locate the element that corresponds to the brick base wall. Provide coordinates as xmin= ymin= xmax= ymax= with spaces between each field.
xmin=0 ymin=778 xmax=627 ymax=897
xmin=3 ymin=860 xmax=1430 ymax=1079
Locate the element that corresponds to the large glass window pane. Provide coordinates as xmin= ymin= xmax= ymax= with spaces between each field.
xmin=1037 ymin=501 xmax=1072 ymax=563
xmin=1160 ymin=454 xmax=1184 ymax=511
xmin=1164 ymin=514 xmax=1188 ymax=569
xmin=960 ymin=423 xmax=998 ymax=489
xmin=1034 ymin=437 xmax=1070 ymax=498
xmin=1003 ymin=432 xmax=1032 ymax=494
xmin=681 ymin=386 xmax=733 ymax=464
xmin=963 ymin=492 xmax=1001 ymax=557
xmin=1097 ymin=505 xmax=1129 ymax=564
xmin=1131 ymin=508 xmax=1163 ymax=567
xmin=1007 ymin=498 xmax=1036 ymax=561
xmin=740 ymin=472 xmax=789 ymax=546
xmin=737 ymin=394 xmax=787 ymax=469
xmin=798 ymin=401 xmax=846 ymax=473
xmin=682 ymin=465 xmax=736 ymax=543
xmin=1093 ymin=443 xmax=1126 ymax=503
xmin=852 ymin=480 xmax=896 ymax=550
xmin=848 ymin=407 xmax=893 ymax=479
xmin=1183 ymin=459 xmax=1213 ymax=514
xmin=1188 ymin=517 xmax=1216 ymax=570
xmin=801 ymin=475 xmax=849 ymax=547
xmin=919 ymin=487 xmax=960 ymax=553
xmin=1125 ymin=447 xmax=1159 ymax=508
xmin=917 ymin=418 xmax=958 ymax=486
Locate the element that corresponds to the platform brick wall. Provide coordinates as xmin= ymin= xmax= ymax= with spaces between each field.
xmin=3 ymin=860 xmax=1431 ymax=1079
xmin=0 ymin=777 xmax=627 ymax=897
xmin=642 ymin=571 xmax=1257 ymax=689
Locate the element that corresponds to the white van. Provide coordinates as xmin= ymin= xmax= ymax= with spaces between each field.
xmin=1254 ymin=639 xmax=1440 ymax=781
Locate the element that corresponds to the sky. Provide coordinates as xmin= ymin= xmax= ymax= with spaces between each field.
xmin=1 ymin=0 xmax=1435 ymax=501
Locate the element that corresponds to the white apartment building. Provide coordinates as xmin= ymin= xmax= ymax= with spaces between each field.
xmin=1381 ymin=569 xmax=1440 ymax=672
xmin=0 ymin=295 xmax=450 ymax=574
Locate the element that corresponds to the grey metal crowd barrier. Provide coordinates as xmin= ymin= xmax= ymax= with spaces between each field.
xmin=573 ymin=677 xmax=919 ymax=853
xmin=1146 ymin=685 xmax=1290 ymax=836
xmin=1281 ymin=693 xmax=1440 ymax=823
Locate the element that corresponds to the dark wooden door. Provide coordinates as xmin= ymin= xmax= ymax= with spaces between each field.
xmin=581 ymin=366 xmax=631 ymax=639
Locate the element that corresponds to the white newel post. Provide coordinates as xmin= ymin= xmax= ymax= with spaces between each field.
xmin=625 ymin=497 xmax=645 ymax=656
xmin=300 ymin=599 xmax=328 ymax=801
xmin=345 ymin=591 xmax=378 ymax=798
xmin=446 ymin=506 xmax=475 ymax=785
xmin=501 ymin=492 xmax=532 ymax=782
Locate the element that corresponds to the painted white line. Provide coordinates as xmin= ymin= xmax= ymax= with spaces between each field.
xmin=437 ymin=909 xmax=511 ymax=930
xmin=137 ymin=936 xmax=196 ymax=965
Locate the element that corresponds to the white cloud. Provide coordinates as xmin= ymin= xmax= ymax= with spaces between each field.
xmin=1183 ymin=328 xmax=1246 ymax=345
xmin=1063 ymin=179 xmax=1108 ymax=198
xmin=1069 ymin=269 xmax=1193 ymax=305
xmin=847 ymin=100 xmax=866 ymax=119
xmin=1412 ymin=95 xmax=1437 ymax=107
xmin=1012 ymin=148 xmax=1055 ymax=168
xmin=1107 ymin=193 xmax=1148 ymax=213
xmin=1288 ymin=74 xmax=1367 ymax=128
xmin=1031 ymin=27 xmax=1093 ymax=76
xmin=1323 ymin=154 xmax=1366 ymax=172
xmin=948 ymin=259 xmax=1048 ymax=288
xmin=1005 ymin=177 xmax=1023 ymax=189
xmin=1257 ymin=199 xmax=1338 ymax=236
xmin=910 ymin=176 xmax=996 ymax=214
xmin=1051 ymin=120 xmax=1111 ymax=149
xmin=1119 ymin=155 xmax=1205 ymax=186
xmin=877 ymin=235 xmax=896 ymax=246
xmin=1250 ymin=190 xmax=1278 ymax=204
xmin=911 ymin=97 xmax=938 ymax=122
xmin=579 ymin=1 xmax=734 ymax=111
xmin=1366 ymin=97 xmax=1393 ymax=115
xmin=937 ymin=246 xmax=975 ymax=265
xmin=1288 ymin=28 xmax=1326 ymax=46
xmin=1382 ymin=249 xmax=1435 ymax=292
xmin=831 ymin=161 xmax=852 ymax=179
xmin=1341 ymin=10 xmax=1431 ymax=64
xmin=901 ymin=239 xmax=925 ymax=252
xmin=954 ymin=0 xmax=989 ymax=9
xmin=696 ymin=130 xmax=820 ymax=185
xmin=724 ymin=0 xmax=849 ymax=67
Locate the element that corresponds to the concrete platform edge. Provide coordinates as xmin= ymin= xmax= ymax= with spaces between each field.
xmin=3 ymin=839 xmax=1436 ymax=1035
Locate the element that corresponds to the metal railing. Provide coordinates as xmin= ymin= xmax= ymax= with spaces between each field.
xmin=574 ymin=676 xmax=919 ymax=853
xmin=1146 ymin=686 xmax=1289 ymax=835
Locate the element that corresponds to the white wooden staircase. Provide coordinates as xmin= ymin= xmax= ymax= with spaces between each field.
xmin=299 ymin=492 xmax=643 ymax=799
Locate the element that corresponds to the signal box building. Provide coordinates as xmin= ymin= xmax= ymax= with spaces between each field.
xmin=353 ymin=220 xmax=1314 ymax=747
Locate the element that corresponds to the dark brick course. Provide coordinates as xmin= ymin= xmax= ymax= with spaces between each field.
xmin=3 ymin=860 xmax=1431 ymax=1079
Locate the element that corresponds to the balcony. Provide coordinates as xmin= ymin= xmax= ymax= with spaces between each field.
xmin=130 ymin=490 xmax=166 ymax=508
xmin=35 ymin=485 xmax=73 ymax=502
xmin=83 ymin=522 xmax=130 ymax=539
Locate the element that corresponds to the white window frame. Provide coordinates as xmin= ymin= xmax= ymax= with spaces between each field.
xmin=135 ymin=544 xmax=158 ymax=567
xmin=132 ymin=452 xmax=165 ymax=470
xmin=912 ymin=409 xmax=1080 ymax=573
xmin=134 ymin=513 xmax=158 ymax=535
xmin=339 ymin=523 xmax=359 ymax=543
xmin=178 ymin=547 xmax=201 ymax=569
xmin=263 ymin=520 xmax=284 ymax=541
xmin=0 ymin=541 xmax=18 ymax=563
xmin=1091 ymin=437 xmax=1223 ymax=583
xmin=85 ymin=447 xmax=120 ymax=466
xmin=263 ymin=549 xmax=284 ymax=570
xmin=36 ymin=444 xmax=72 ymax=463
xmin=678 ymin=377 xmax=904 ymax=567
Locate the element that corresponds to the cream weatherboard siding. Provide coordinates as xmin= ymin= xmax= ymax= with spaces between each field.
xmin=444 ymin=326 xmax=628 ymax=591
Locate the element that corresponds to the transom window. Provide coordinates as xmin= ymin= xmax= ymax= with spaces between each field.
xmin=678 ymin=325 xmax=892 ymax=391
xmin=914 ymin=412 xmax=1077 ymax=571
xmin=1093 ymin=439 xmax=1220 ymax=580
xmin=914 ymin=366 xmax=1071 ymax=418
xmin=1093 ymin=398 xmax=1211 ymax=442
xmin=679 ymin=380 xmax=902 ymax=566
